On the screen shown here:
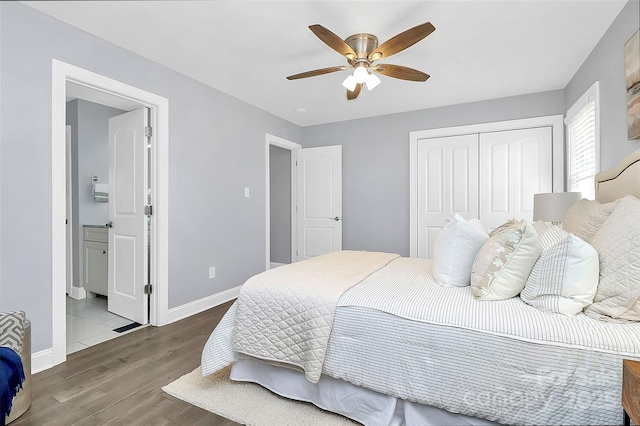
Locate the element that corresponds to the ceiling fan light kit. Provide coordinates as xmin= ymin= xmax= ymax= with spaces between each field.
xmin=365 ymin=73 xmax=381 ymax=91
xmin=342 ymin=75 xmax=357 ymax=91
xmin=353 ymin=64 xmax=370 ymax=84
xmin=287 ymin=22 xmax=435 ymax=100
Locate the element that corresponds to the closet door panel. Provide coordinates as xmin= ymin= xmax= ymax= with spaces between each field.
xmin=452 ymin=145 xmax=472 ymax=213
xmin=417 ymin=134 xmax=479 ymax=258
xmin=487 ymin=142 xmax=510 ymax=215
xmin=480 ymin=127 xmax=553 ymax=230
xmin=426 ymin=148 xmax=444 ymax=213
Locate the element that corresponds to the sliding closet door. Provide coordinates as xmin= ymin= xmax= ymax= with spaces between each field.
xmin=479 ymin=127 xmax=553 ymax=230
xmin=417 ymin=134 xmax=479 ymax=258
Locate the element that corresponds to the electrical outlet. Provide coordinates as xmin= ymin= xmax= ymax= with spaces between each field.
xmin=209 ymin=266 xmax=216 ymax=279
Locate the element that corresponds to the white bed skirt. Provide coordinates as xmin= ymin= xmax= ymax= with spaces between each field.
xmin=230 ymin=358 xmax=497 ymax=426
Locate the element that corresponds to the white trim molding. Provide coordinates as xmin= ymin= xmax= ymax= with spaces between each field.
xmin=31 ymin=349 xmax=54 ymax=375
xmin=409 ymin=115 xmax=565 ymax=257
xmin=68 ymin=286 xmax=87 ymax=300
xmin=165 ymin=286 xmax=242 ymax=324
xmin=51 ymin=59 xmax=170 ymax=368
xmin=265 ymin=134 xmax=301 ymax=271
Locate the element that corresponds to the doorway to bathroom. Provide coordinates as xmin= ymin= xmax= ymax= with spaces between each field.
xmin=65 ymin=93 xmax=148 ymax=354
xmin=50 ymin=60 xmax=169 ymax=369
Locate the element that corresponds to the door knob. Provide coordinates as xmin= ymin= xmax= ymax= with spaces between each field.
xmin=106 ymin=222 xmax=113 ymax=228
xmin=331 ymin=216 xmax=340 ymax=221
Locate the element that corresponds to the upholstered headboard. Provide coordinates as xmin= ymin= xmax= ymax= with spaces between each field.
xmin=595 ymin=148 xmax=640 ymax=203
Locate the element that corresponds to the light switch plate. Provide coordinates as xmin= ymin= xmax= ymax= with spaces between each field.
xmin=244 ymin=187 xmax=250 ymax=198
xmin=209 ymin=266 xmax=216 ymax=279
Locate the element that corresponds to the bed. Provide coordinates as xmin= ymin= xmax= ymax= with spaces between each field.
xmin=201 ymin=148 xmax=640 ymax=426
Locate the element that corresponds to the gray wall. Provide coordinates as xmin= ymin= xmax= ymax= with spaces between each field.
xmin=301 ymin=90 xmax=565 ymax=256
xmin=565 ymin=0 xmax=640 ymax=170
xmin=66 ymin=99 xmax=126 ymax=289
xmin=0 ymin=2 xmax=301 ymax=352
xmin=269 ymin=145 xmax=291 ymax=264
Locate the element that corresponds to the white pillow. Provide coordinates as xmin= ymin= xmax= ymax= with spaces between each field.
xmin=521 ymin=226 xmax=599 ymax=316
xmin=562 ymin=198 xmax=618 ymax=243
xmin=433 ymin=214 xmax=489 ymax=287
xmin=585 ymin=195 xmax=640 ymax=322
xmin=471 ymin=219 xmax=541 ymax=301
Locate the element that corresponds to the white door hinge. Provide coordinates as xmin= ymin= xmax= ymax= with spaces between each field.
xmin=145 ymin=126 xmax=153 ymax=138
xmin=145 ymin=205 xmax=153 ymax=216
xmin=144 ymin=284 xmax=152 ymax=295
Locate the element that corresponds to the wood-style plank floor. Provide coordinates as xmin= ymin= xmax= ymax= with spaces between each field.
xmin=13 ymin=300 xmax=241 ymax=426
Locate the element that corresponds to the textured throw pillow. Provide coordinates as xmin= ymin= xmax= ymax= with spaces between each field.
xmin=562 ymin=198 xmax=618 ymax=243
xmin=521 ymin=226 xmax=599 ymax=316
xmin=433 ymin=214 xmax=489 ymax=287
xmin=0 ymin=311 xmax=26 ymax=354
xmin=585 ymin=195 xmax=640 ymax=322
xmin=471 ymin=220 xmax=542 ymax=301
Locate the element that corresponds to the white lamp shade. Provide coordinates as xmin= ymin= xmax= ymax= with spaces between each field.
xmin=533 ymin=192 xmax=583 ymax=222
xmin=353 ymin=66 xmax=369 ymax=84
xmin=342 ymin=75 xmax=357 ymax=92
xmin=365 ymin=73 xmax=381 ymax=91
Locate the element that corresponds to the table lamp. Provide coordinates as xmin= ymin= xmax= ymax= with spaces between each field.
xmin=533 ymin=192 xmax=583 ymax=226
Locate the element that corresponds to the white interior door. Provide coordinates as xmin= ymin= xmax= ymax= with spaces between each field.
xmin=295 ymin=145 xmax=342 ymax=261
xmin=417 ymin=134 xmax=479 ymax=258
xmin=108 ymin=108 xmax=148 ymax=324
xmin=479 ymin=127 xmax=553 ymax=230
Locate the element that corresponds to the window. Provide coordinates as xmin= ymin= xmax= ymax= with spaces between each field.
xmin=565 ymin=81 xmax=600 ymax=199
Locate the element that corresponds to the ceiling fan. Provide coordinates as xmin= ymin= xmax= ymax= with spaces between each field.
xmin=287 ymin=22 xmax=435 ymax=100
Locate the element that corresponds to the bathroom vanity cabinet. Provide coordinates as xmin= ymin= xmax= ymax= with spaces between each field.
xmin=83 ymin=225 xmax=108 ymax=296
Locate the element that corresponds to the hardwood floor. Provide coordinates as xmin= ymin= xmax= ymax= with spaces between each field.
xmin=13 ymin=300 xmax=241 ymax=426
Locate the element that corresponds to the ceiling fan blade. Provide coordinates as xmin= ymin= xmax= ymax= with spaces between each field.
xmin=370 ymin=22 xmax=435 ymax=61
xmin=309 ymin=24 xmax=357 ymax=60
xmin=347 ymin=83 xmax=362 ymax=100
xmin=374 ymin=64 xmax=430 ymax=82
xmin=286 ymin=66 xmax=348 ymax=80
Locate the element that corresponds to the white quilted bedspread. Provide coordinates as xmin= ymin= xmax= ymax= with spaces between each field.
xmin=232 ymin=250 xmax=399 ymax=383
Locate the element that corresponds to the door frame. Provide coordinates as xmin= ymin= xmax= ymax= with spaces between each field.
xmin=264 ymin=134 xmax=301 ymax=270
xmin=65 ymin=125 xmax=75 ymax=297
xmin=408 ymin=115 xmax=564 ymax=258
xmin=51 ymin=59 xmax=170 ymax=367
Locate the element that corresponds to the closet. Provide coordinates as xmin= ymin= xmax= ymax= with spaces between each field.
xmin=410 ymin=116 xmax=563 ymax=259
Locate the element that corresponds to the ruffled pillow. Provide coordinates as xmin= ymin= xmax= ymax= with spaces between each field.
xmin=562 ymin=198 xmax=618 ymax=243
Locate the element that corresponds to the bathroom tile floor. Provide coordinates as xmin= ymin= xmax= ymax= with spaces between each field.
xmin=66 ymin=295 xmax=140 ymax=354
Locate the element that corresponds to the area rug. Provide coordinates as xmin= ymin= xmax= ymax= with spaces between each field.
xmin=162 ymin=366 xmax=359 ymax=426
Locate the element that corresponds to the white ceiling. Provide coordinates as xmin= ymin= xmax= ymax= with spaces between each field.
xmin=22 ymin=1 xmax=627 ymax=127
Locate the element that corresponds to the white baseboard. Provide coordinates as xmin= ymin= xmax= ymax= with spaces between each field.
xmin=68 ymin=286 xmax=87 ymax=300
xmin=32 ymin=348 xmax=54 ymax=374
xmin=33 ymin=287 xmax=240 ymax=373
xmin=166 ymin=285 xmax=241 ymax=325
xmin=269 ymin=262 xmax=286 ymax=269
